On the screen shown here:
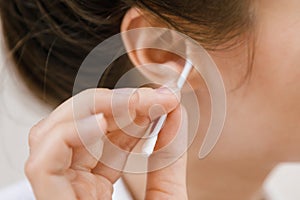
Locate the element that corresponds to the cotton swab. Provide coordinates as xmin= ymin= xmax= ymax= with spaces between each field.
xmin=142 ymin=60 xmax=193 ymax=156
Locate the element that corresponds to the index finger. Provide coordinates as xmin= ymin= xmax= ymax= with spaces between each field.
xmin=39 ymin=87 xmax=180 ymax=135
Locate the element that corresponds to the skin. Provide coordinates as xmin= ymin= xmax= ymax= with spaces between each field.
xmin=26 ymin=0 xmax=300 ymax=199
xmin=121 ymin=2 xmax=300 ymax=200
xmin=26 ymin=87 xmax=188 ymax=200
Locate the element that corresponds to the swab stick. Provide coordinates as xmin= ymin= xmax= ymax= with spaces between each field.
xmin=142 ymin=60 xmax=193 ymax=156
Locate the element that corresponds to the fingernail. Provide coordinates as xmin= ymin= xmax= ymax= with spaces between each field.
xmin=95 ymin=113 xmax=104 ymax=120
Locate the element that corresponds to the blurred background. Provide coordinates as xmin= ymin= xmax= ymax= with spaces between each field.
xmin=0 ymin=28 xmax=300 ymax=200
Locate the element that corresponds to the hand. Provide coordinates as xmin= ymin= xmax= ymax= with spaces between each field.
xmin=25 ymin=87 xmax=188 ymax=200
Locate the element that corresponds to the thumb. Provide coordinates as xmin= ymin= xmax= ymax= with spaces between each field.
xmin=145 ymin=106 xmax=188 ymax=200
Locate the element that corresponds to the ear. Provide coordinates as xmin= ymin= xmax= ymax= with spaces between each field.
xmin=121 ymin=8 xmax=185 ymax=83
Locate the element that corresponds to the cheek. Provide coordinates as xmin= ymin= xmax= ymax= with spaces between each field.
xmin=254 ymin=6 xmax=300 ymax=83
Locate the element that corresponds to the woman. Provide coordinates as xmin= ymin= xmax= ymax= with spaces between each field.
xmin=1 ymin=0 xmax=300 ymax=199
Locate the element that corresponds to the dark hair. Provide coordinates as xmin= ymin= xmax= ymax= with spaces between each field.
xmin=0 ymin=0 xmax=252 ymax=106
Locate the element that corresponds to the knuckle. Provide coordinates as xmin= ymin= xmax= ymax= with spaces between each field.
xmin=28 ymin=122 xmax=43 ymax=147
xmin=25 ymin=158 xmax=41 ymax=179
xmin=128 ymin=90 xmax=140 ymax=116
xmin=120 ymin=138 xmax=138 ymax=152
xmin=51 ymin=123 xmax=70 ymax=138
xmin=78 ymin=88 xmax=96 ymax=100
xmin=24 ymin=160 xmax=33 ymax=177
xmin=82 ymin=88 xmax=111 ymax=97
xmin=130 ymin=87 xmax=154 ymax=115
xmin=29 ymin=126 xmax=38 ymax=141
xmin=80 ymin=88 xmax=96 ymax=96
xmin=133 ymin=115 xmax=152 ymax=127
